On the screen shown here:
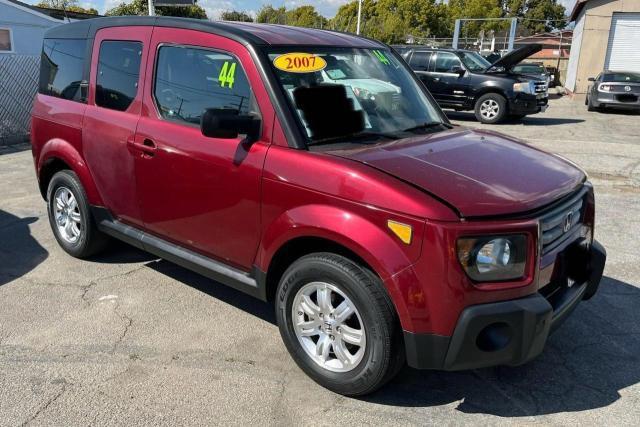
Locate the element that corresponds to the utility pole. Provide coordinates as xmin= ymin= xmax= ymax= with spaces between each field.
xmin=356 ymin=0 xmax=362 ymax=35
xmin=148 ymin=0 xmax=155 ymax=16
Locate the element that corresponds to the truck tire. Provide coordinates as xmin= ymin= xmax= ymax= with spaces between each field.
xmin=475 ymin=93 xmax=507 ymax=124
xmin=47 ymin=170 xmax=108 ymax=258
xmin=275 ymin=253 xmax=404 ymax=396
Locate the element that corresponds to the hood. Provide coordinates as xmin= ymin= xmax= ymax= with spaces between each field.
xmin=326 ymin=129 xmax=585 ymax=218
xmin=488 ymin=44 xmax=542 ymax=71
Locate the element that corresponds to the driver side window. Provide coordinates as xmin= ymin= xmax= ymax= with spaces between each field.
xmin=154 ymin=45 xmax=255 ymax=126
xmin=433 ymin=52 xmax=462 ymax=73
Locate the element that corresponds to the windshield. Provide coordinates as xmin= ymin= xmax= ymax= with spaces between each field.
xmin=513 ymin=64 xmax=545 ymax=74
xmin=459 ymin=51 xmax=491 ymax=72
xmin=602 ymin=72 xmax=640 ymax=83
xmin=266 ymin=48 xmax=444 ymax=145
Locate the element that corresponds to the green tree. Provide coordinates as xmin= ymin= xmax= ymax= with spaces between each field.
xmin=106 ymin=0 xmax=207 ymax=19
xmin=35 ymin=0 xmax=98 ymax=14
xmin=330 ymin=0 xmax=450 ymax=44
xmin=220 ymin=10 xmax=253 ymax=22
xmin=446 ymin=0 xmax=505 ymax=36
xmin=255 ymin=5 xmax=286 ymax=24
xmin=503 ymin=0 xmax=566 ymax=32
xmin=285 ymin=5 xmax=327 ymax=28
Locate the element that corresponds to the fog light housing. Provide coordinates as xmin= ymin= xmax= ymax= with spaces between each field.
xmin=457 ymin=235 xmax=527 ymax=282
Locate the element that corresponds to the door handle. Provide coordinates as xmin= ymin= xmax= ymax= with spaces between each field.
xmin=433 ymin=77 xmax=440 ymax=82
xmin=127 ymin=138 xmax=157 ymax=157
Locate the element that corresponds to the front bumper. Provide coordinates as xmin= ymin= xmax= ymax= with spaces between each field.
xmin=404 ymin=240 xmax=606 ymax=370
xmin=509 ymin=93 xmax=548 ymax=115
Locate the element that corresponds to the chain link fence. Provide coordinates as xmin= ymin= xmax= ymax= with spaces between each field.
xmin=0 ymin=55 xmax=40 ymax=147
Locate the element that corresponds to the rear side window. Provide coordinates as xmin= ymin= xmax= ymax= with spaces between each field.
xmin=39 ymin=38 xmax=87 ymax=102
xmin=154 ymin=45 xmax=254 ymax=125
xmin=96 ymin=41 xmax=142 ymax=111
xmin=409 ymin=51 xmax=432 ymax=71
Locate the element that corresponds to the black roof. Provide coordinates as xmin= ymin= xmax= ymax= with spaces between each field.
xmin=45 ymin=16 xmax=385 ymax=49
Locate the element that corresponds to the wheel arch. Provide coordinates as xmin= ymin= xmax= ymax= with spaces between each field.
xmin=37 ymin=138 xmax=103 ymax=205
xmin=257 ymin=204 xmax=422 ymax=331
xmin=473 ymin=86 xmax=508 ymax=105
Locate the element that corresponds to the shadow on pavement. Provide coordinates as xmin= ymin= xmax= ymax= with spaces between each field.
xmin=148 ymin=259 xmax=276 ymax=325
xmin=0 ymin=210 xmax=48 ymax=286
xmin=446 ymin=111 xmax=585 ymax=126
xmin=88 ymin=242 xmax=639 ymax=417
xmin=366 ymin=275 xmax=640 ymax=416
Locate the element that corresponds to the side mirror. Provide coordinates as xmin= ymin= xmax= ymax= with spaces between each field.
xmin=588 ymin=77 xmax=595 ymax=82
xmin=451 ymin=66 xmax=466 ymax=77
xmin=201 ymin=108 xmax=261 ymax=141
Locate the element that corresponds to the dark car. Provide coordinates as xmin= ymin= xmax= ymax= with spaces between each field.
xmin=397 ymin=44 xmax=549 ymax=124
xmin=32 ymin=17 xmax=605 ymax=396
xmin=586 ymin=71 xmax=640 ymax=112
xmin=512 ymin=62 xmax=552 ymax=86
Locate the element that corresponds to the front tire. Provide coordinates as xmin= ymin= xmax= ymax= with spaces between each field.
xmin=475 ymin=93 xmax=507 ymax=124
xmin=275 ymin=253 xmax=404 ymax=396
xmin=47 ymin=170 xmax=108 ymax=258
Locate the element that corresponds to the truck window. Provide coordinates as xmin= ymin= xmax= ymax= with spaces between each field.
xmin=433 ymin=52 xmax=462 ymax=73
xmin=409 ymin=51 xmax=432 ymax=71
xmin=95 ymin=41 xmax=142 ymax=112
xmin=153 ymin=46 xmax=254 ymax=126
xmin=39 ymin=38 xmax=87 ymax=102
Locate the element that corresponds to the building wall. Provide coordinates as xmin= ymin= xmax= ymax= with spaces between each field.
xmin=0 ymin=1 xmax=59 ymax=56
xmin=571 ymin=0 xmax=640 ymax=94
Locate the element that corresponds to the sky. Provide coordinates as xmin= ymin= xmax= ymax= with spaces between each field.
xmin=25 ymin=0 xmax=579 ymax=21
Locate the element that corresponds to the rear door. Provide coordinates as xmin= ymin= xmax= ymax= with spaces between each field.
xmin=133 ymin=28 xmax=275 ymax=270
xmin=408 ymin=50 xmax=435 ymax=91
xmin=82 ymin=26 xmax=152 ymax=226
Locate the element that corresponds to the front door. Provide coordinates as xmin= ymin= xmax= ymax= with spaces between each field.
xmin=83 ymin=27 xmax=152 ymax=226
xmin=429 ymin=52 xmax=470 ymax=107
xmin=133 ymin=28 xmax=275 ymax=270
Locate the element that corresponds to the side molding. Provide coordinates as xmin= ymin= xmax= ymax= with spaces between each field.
xmin=92 ymin=207 xmax=265 ymax=300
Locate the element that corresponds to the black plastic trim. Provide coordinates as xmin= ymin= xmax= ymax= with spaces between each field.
xmin=404 ymin=239 xmax=606 ymax=370
xmin=92 ymin=207 xmax=267 ymax=300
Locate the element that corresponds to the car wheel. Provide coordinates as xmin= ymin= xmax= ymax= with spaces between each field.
xmin=587 ymin=96 xmax=597 ymax=112
xmin=47 ymin=170 xmax=108 ymax=258
xmin=276 ymin=253 xmax=404 ymax=396
xmin=474 ymin=93 xmax=507 ymax=124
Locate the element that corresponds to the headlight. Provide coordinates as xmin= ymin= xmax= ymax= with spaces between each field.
xmin=513 ymin=81 xmax=535 ymax=94
xmin=457 ymin=235 xmax=527 ymax=282
xmin=598 ymin=84 xmax=611 ymax=92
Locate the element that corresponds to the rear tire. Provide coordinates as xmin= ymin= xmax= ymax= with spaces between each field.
xmin=474 ymin=93 xmax=507 ymax=124
xmin=47 ymin=170 xmax=108 ymax=258
xmin=275 ymin=253 xmax=404 ymax=396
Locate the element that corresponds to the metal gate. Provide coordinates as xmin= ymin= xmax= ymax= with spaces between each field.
xmin=0 ymin=54 xmax=40 ymax=146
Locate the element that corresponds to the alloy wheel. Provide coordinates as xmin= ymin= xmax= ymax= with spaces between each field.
xmin=480 ymin=99 xmax=500 ymax=119
xmin=53 ymin=187 xmax=82 ymax=244
xmin=292 ymin=281 xmax=366 ymax=372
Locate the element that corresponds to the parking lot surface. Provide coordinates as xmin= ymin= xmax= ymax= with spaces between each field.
xmin=1 ymin=96 xmax=639 ymax=425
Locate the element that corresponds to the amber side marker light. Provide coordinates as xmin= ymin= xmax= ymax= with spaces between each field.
xmin=387 ymin=220 xmax=412 ymax=244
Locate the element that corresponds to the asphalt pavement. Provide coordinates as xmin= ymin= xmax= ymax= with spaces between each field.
xmin=1 ymin=96 xmax=639 ymax=425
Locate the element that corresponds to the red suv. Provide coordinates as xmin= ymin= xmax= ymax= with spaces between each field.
xmin=31 ymin=17 xmax=606 ymax=395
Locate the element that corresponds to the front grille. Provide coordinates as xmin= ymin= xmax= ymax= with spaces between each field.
xmin=539 ymin=189 xmax=587 ymax=254
xmin=534 ymin=81 xmax=548 ymax=95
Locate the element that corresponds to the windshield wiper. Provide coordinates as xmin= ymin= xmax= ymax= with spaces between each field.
xmin=308 ymin=130 xmax=399 ymax=146
xmin=401 ymin=121 xmax=452 ymax=133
